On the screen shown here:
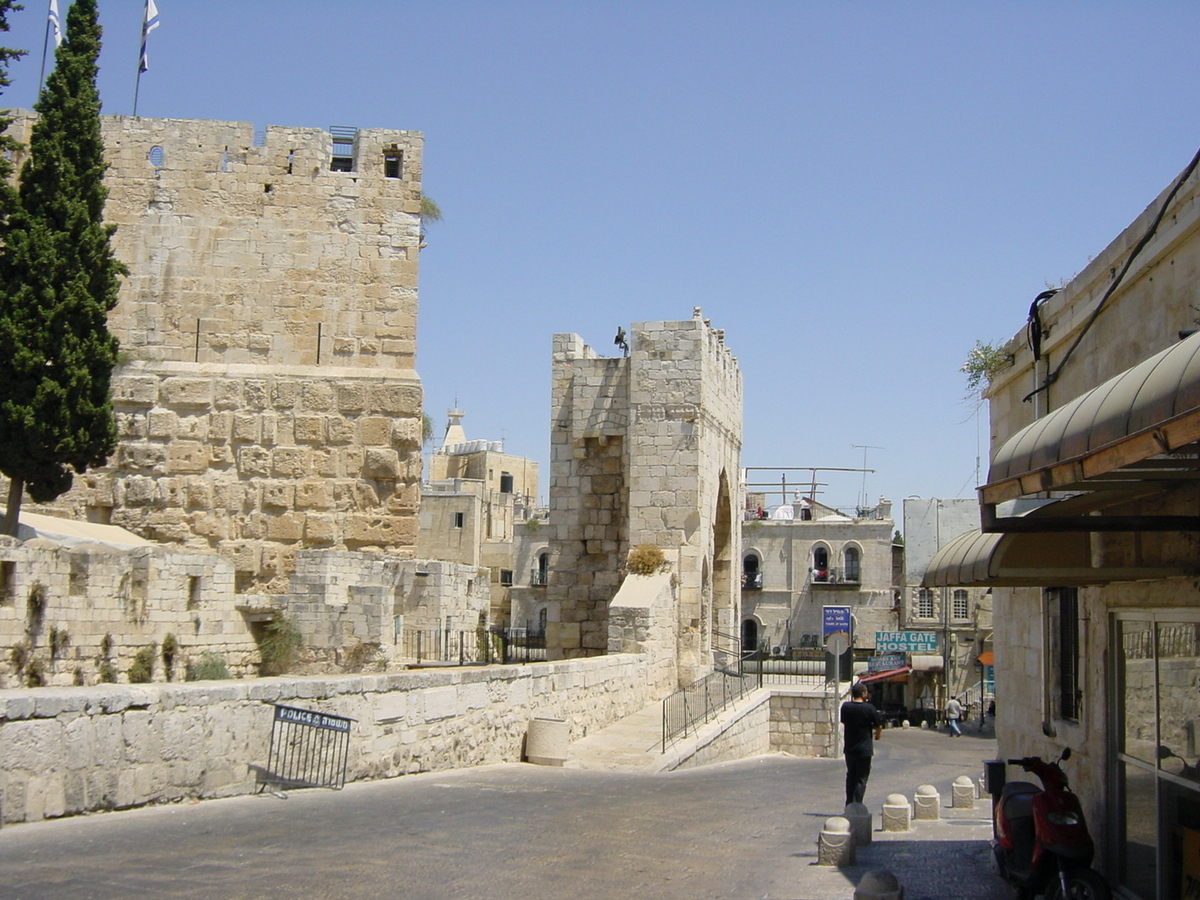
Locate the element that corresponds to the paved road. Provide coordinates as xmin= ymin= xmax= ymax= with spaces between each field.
xmin=0 ymin=727 xmax=1008 ymax=900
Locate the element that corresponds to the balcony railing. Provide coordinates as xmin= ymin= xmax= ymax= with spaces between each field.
xmin=810 ymin=566 xmax=860 ymax=585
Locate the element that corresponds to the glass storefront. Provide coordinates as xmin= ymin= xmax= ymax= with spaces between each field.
xmin=1114 ymin=613 xmax=1200 ymax=900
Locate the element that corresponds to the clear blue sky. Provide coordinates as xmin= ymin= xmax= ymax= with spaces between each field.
xmin=5 ymin=1 xmax=1200 ymax=516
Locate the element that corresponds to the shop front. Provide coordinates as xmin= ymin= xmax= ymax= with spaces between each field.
xmin=1114 ymin=611 xmax=1200 ymax=900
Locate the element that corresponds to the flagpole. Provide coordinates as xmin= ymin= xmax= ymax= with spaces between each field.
xmin=37 ymin=5 xmax=52 ymax=95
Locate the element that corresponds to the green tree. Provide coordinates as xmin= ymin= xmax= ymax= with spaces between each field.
xmin=0 ymin=0 xmax=124 ymax=535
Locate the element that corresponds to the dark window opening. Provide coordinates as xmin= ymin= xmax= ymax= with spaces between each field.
xmin=812 ymin=547 xmax=829 ymax=582
xmin=500 ymin=472 xmax=514 ymax=494
xmin=500 ymin=569 xmax=513 ymax=587
xmin=534 ymin=552 xmax=549 ymax=586
xmin=844 ymin=547 xmax=861 ymax=583
xmin=742 ymin=554 xmax=762 ymax=589
xmin=383 ymin=147 xmax=402 ymax=178
xmin=187 ymin=576 xmax=202 ymax=610
xmin=0 ymin=560 xmax=13 ymax=604
xmin=1047 ymin=586 xmax=1080 ymax=721
xmin=453 ymin=512 xmax=465 ymax=529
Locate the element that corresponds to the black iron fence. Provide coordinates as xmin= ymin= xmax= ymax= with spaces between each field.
xmin=662 ymin=665 xmax=757 ymax=750
xmin=259 ymin=704 xmax=353 ymax=792
xmin=661 ymin=650 xmax=865 ymax=751
xmin=402 ymin=627 xmax=547 ymax=666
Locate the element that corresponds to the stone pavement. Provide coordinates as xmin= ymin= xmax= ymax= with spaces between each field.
xmin=0 ymin=700 xmax=1009 ymax=900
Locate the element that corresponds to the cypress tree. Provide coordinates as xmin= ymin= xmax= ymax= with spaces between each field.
xmin=0 ymin=0 xmax=125 ymax=534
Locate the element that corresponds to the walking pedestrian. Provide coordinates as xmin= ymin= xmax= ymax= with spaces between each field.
xmin=840 ymin=682 xmax=883 ymax=806
xmin=945 ymin=694 xmax=963 ymax=737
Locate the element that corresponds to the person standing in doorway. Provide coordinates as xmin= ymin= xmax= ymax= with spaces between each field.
xmin=841 ymin=682 xmax=884 ymax=806
xmin=945 ymin=694 xmax=963 ymax=737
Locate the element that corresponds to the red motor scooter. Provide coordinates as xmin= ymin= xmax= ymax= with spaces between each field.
xmin=991 ymin=748 xmax=1111 ymax=900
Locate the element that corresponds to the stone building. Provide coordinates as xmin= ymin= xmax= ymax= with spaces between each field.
xmin=526 ymin=311 xmax=743 ymax=686
xmin=419 ymin=408 xmax=540 ymax=627
xmin=923 ymin=151 xmax=1200 ymax=899
xmin=899 ymin=497 xmax=993 ymax=713
xmin=739 ymin=487 xmax=895 ymax=659
xmin=4 ymin=113 xmax=426 ymax=593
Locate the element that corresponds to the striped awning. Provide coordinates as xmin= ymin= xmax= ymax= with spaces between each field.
xmin=922 ymin=520 xmax=1188 ymax=587
xmin=981 ymin=330 xmax=1200 ymax=532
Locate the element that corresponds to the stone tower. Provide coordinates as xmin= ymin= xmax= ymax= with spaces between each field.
xmin=6 ymin=113 xmax=425 ymax=591
xmin=545 ymin=310 xmax=742 ymax=685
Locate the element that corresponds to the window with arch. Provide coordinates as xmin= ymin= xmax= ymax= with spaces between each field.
xmin=952 ymin=589 xmax=970 ymax=620
xmin=742 ymin=552 xmax=762 ymax=590
xmin=537 ymin=607 xmax=548 ymax=636
xmin=916 ymin=588 xmax=935 ymax=619
xmin=812 ymin=546 xmax=829 ymax=582
xmin=843 ymin=546 xmax=861 ymax=583
xmin=534 ymin=551 xmax=549 ymax=586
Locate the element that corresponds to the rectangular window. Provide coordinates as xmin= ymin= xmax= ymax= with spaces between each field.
xmin=330 ymin=125 xmax=356 ymax=172
xmin=952 ymin=589 xmax=970 ymax=620
xmin=453 ymin=512 xmax=465 ymax=529
xmin=1046 ymin=587 xmax=1080 ymax=721
xmin=383 ymin=149 xmax=402 ymax=178
xmin=916 ymin=588 xmax=934 ymax=619
xmin=500 ymin=569 xmax=513 ymax=587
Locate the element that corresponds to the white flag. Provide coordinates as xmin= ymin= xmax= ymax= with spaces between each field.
xmin=48 ymin=0 xmax=61 ymax=48
xmin=138 ymin=0 xmax=160 ymax=74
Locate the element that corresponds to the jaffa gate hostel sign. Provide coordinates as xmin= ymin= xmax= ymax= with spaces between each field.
xmin=875 ymin=631 xmax=939 ymax=653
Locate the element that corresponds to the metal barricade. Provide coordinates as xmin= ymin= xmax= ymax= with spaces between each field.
xmin=260 ymin=704 xmax=354 ymax=792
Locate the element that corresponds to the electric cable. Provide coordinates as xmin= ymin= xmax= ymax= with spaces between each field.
xmin=1023 ymin=143 xmax=1200 ymax=404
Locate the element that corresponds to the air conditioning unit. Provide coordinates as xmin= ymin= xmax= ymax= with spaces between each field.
xmin=771 ymin=645 xmax=785 ymax=657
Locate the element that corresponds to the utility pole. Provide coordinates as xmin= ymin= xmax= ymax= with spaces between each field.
xmin=851 ymin=445 xmax=884 ymax=512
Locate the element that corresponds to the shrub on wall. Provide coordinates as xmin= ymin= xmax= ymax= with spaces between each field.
xmin=186 ymin=651 xmax=231 ymax=681
xmin=128 ymin=644 xmax=155 ymax=683
xmin=626 ymin=543 xmax=669 ymax=576
xmin=258 ymin=616 xmax=302 ymax=676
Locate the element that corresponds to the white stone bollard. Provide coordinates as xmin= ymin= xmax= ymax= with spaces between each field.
xmin=914 ymin=784 xmax=941 ymax=820
xmin=900 ymin=719 xmax=910 ymax=728
xmin=854 ymin=869 xmax=905 ymax=900
xmin=844 ymin=801 xmax=873 ymax=846
xmin=881 ymin=793 xmax=911 ymax=832
xmin=818 ymin=815 xmax=856 ymax=866
xmin=952 ymin=775 xmax=977 ymax=809
xmin=525 ymin=717 xmax=569 ymax=766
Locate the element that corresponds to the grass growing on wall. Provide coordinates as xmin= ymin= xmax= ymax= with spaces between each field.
xmin=258 ymin=615 xmax=303 ymax=676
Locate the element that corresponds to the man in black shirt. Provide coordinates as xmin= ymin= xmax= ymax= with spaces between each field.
xmin=840 ymin=681 xmax=884 ymax=806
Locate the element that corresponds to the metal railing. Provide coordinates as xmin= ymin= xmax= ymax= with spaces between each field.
xmin=402 ymin=627 xmax=547 ymax=666
xmin=662 ymin=665 xmax=757 ymax=751
xmin=662 ymin=647 xmax=864 ymax=750
xmin=259 ymin=704 xmax=353 ymax=792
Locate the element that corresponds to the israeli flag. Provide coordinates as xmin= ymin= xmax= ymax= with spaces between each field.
xmin=138 ymin=0 xmax=160 ymax=74
xmin=48 ymin=0 xmax=61 ymax=48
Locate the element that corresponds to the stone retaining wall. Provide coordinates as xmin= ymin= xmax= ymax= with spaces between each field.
xmin=666 ymin=688 xmax=834 ymax=770
xmin=0 ymin=652 xmax=662 ymax=824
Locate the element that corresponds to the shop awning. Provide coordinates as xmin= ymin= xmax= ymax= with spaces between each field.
xmin=980 ymin=330 xmax=1200 ymax=532
xmin=858 ymin=667 xmax=909 ymax=684
xmin=921 ymin=518 xmax=1190 ymax=587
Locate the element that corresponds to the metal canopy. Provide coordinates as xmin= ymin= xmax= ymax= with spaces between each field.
xmin=981 ymin=331 xmax=1200 ymax=532
xmin=922 ymin=521 xmax=1190 ymax=588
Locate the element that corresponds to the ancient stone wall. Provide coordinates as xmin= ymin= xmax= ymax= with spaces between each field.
xmin=5 ymin=113 xmax=425 ymax=591
xmin=0 ymin=536 xmax=259 ymax=688
xmin=0 ymin=653 xmax=662 ymax=824
xmin=544 ymin=312 xmax=742 ymax=685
